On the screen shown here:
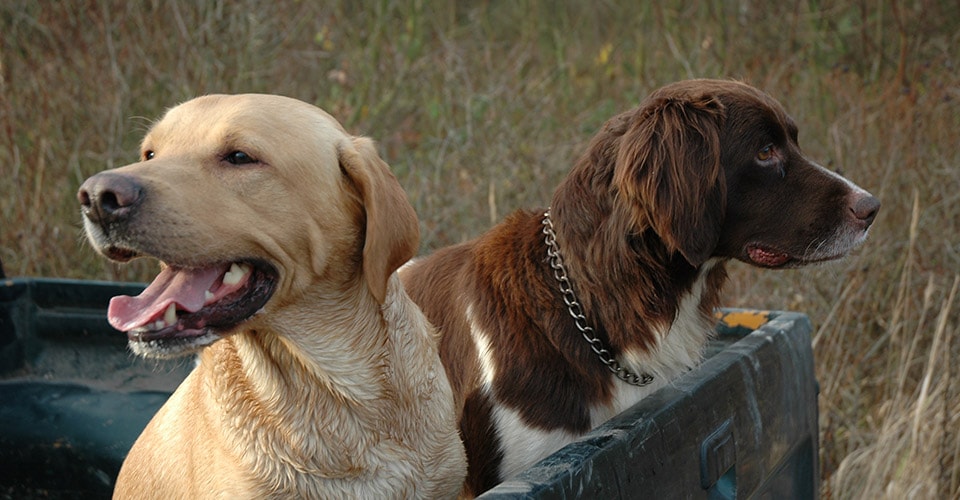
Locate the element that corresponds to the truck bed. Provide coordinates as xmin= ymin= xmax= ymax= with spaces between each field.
xmin=1 ymin=278 xmax=818 ymax=499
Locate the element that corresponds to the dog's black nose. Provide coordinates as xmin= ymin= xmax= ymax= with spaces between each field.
xmin=852 ymin=194 xmax=880 ymax=228
xmin=78 ymin=172 xmax=144 ymax=225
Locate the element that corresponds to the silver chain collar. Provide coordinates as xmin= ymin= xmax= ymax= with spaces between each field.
xmin=541 ymin=210 xmax=655 ymax=387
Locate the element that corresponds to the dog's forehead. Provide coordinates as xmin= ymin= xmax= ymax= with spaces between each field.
xmin=708 ymin=84 xmax=798 ymax=140
xmin=145 ymin=94 xmax=347 ymax=148
xmin=644 ymin=79 xmax=794 ymax=130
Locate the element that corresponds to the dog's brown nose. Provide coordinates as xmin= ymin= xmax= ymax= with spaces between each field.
xmin=852 ymin=194 xmax=880 ymax=228
xmin=78 ymin=172 xmax=143 ymax=225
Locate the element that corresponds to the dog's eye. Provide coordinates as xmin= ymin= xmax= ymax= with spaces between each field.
xmin=143 ymin=150 xmax=155 ymax=161
xmin=757 ymin=144 xmax=774 ymax=162
xmin=757 ymin=144 xmax=785 ymax=177
xmin=224 ymin=151 xmax=257 ymax=165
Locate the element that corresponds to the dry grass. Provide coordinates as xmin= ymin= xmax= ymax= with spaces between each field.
xmin=2 ymin=1 xmax=958 ymax=497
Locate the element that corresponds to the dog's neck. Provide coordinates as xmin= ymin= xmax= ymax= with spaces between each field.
xmin=195 ymin=276 xmax=422 ymax=493
xmin=550 ymin=171 xmax=728 ymax=369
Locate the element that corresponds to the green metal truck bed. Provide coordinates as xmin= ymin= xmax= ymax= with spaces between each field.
xmin=1 ymin=278 xmax=818 ymax=499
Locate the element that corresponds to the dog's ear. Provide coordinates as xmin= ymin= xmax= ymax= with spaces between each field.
xmin=613 ymin=92 xmax=726 ymax=266
xmin=339 ymin=137 xmax=420 ymax=303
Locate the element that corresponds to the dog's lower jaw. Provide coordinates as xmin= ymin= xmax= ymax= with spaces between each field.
xmin=127 ymin=329 xmax=222 ymax=359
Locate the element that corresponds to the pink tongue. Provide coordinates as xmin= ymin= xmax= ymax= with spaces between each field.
xmin=107 ymin=265 xmax=228 ymax=332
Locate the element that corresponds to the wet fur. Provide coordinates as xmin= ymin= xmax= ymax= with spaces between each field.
xmin=80 ymin=94 xmax=466 ymax=498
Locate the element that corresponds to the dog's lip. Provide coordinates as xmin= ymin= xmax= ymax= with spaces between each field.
xmin=103 ymin=245 xmax=141 ymax=262
xmin=744 ymin=243 xmax=794 ymax=268
xmin=110 ymin=260 xmax=278 ymax=343
xmin=744 ymin=242 xmax=849 ymax=268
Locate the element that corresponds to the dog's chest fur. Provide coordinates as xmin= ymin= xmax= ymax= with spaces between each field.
xmin=471 ymin=260 xmax=721 ymax=481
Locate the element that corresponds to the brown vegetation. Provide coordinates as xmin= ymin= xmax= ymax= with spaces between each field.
xmin=2 ymin=1 xmax=957 ymax=497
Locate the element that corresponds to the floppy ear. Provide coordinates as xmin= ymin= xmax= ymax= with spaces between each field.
xmin=613 ymin=92 xmax=726 ymax=266
xmin=338 ymin=137 xmax=420 ymax=303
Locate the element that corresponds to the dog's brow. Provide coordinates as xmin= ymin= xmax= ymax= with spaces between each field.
xmin=754 ymin=109 xmax=791 ymax=144
xmin=217 ymin=131 xmax=265 ymax=156
xmin=785 ymin=117 xmax=799 ymax=142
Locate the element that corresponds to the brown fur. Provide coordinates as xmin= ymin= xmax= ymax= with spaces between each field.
xmin=402 ymin=79 xmax=879 ymax=495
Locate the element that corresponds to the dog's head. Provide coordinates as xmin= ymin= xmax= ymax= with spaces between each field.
xmin=573 ymin=79 xmax=879 ymax=268
xmin=78 ymin=94 xmax=419 ymax=358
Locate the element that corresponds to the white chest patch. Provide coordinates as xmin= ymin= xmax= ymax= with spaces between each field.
xmin=471 ymin=260 xmax=719 ymax=483
xmin=596 ymin=259 xmax=718 ymax=421
xmin=492 ymin=404 xmax=579 ymax=481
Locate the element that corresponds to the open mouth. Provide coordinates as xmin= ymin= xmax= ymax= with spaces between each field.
xmin=108 ymin=260 xmax=278 ymax=349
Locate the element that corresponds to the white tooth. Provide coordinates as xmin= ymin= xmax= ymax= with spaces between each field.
xmin=205 ymin=290 xmax=215 ymax=302
xmin=223 ymin=263 xmax=249 ymax=285
xmin=164 ymin=303 xmax=177 ymax=325
xmin=154 ymin=320 xmax=165 ymax=330
xmin=223 ymin=264 xmax=240 ymax=285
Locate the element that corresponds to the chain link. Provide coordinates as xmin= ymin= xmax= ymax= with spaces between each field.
xmin=542 ymin=210 xmax=655 ymax=387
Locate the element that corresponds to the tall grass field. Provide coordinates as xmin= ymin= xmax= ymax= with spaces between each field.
xmin=2 ymin=1 xmax=958 ymax=497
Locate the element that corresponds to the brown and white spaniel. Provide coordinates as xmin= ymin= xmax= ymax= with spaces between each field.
xmin=400 ymin=79 xmax=879 ymax=496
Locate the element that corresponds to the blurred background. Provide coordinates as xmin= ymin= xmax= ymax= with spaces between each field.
xmin=1 ymin=1 xmax=957 ymax=497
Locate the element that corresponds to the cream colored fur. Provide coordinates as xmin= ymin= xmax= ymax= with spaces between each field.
xmin=80 ymin=94 xmax=465 ymax=498
xmin=117 ymin=277 xmax=464 ymax=498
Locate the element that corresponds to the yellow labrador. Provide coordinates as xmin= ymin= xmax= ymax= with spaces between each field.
xmin=78 ymin=94 xmax=466 ymax=498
